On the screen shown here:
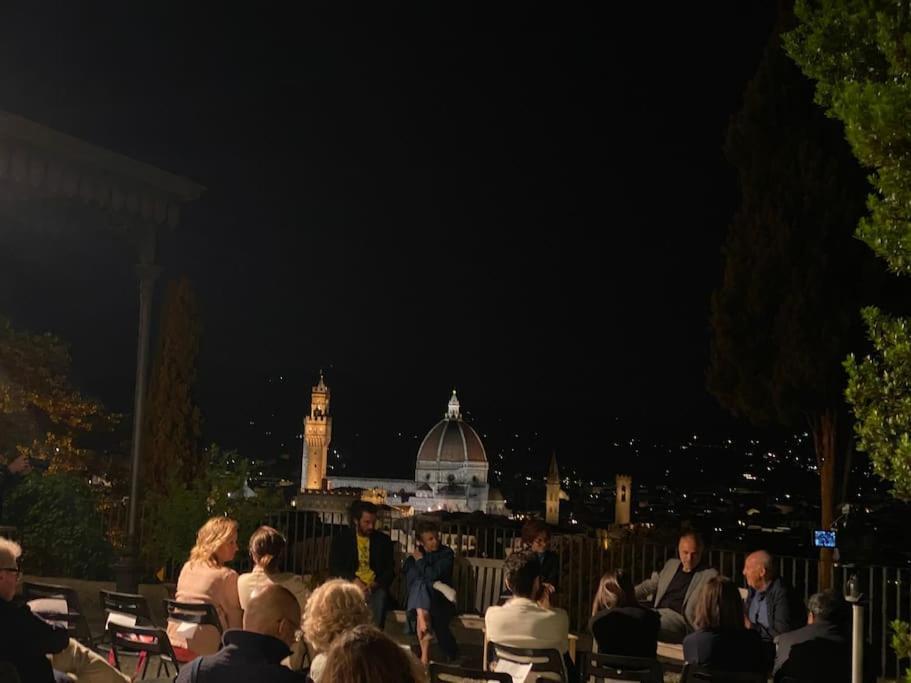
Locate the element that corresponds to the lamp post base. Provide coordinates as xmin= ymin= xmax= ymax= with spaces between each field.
xmin=113 ymin=552 xmax=141 ymax=594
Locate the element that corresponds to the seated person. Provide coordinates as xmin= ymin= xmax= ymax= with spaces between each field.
xmin=0 ymin=537 xmax=129 ymax=683
xmin=238 ymin=526 xmax=311 ymax=669
xmin=175 ymin=584 xmax=305 ymax=682
xmin=521 ymin=519 xmax=559 ymax=603
xmin=486 ymin=549 xmax=572 ymax=681
xmin=589 ymin=568 xmax=659 ymax=658
xmin=774 ymin=590 xmax=850 ymax=683
xmin=238 ymin=526 xmax=310 ymax=611
xmin=403 ymin=519 xmax=458 ymax=664
xmin=634 ymin=531 xmax=718 ymax=643
xmin=743 ymin=550 xmax=805 ymax=642
xmin=167 ymin=516 xmax=244 ymax=656
xmin=683 ymin=576 xmax=764 ymax=674
xmin=319 ymin=624 xmax=425 ymax=683
xmin=302 ymin=579 xmax=372 ymax=682
xmin=328 ymin=500 xmax=394 ymax=628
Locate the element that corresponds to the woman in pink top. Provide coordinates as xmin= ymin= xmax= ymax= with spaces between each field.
xmin=166 ymin=516 xmax=243 ymax=656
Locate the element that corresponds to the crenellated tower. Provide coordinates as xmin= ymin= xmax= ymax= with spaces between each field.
xmin=301 ymin=371 xmax=332 ymax=490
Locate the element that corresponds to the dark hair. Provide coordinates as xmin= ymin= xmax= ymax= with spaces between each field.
xmin=504 ymin=550 xmax=540 ymax=598
xmin=679 ymin=530 xmax=704 ymax=550
xmin=591 ymin=569 xmax=638 ymax=615
xmin=521 ymin=519 xmax=551 ymax=546
xmin=320 ymin=624 xmax=425 ymax=683
xmin=248 ymin=525 xmax=286 ymax=574
xmin=350 ymin=500 xmax=378 ymax=524
xmin=807 ymin=590 xmax=847 ymax=623
xmin=693 ymin=576 xmax=744 ymax=631
xmin=415 ymin=519 xmax=440 ymax=538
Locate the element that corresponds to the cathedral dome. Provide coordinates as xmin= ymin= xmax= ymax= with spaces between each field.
xmin=416 ymin=391 xmax=487 ymax=466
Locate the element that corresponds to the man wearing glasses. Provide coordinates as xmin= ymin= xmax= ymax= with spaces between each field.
xmin=0 ymin=536 xmax=128 ymax=682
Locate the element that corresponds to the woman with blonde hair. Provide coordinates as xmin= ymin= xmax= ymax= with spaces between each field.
xmin=166 ymin=516 xmax=244 ymax=656
xmin=303 ymin=578 xmax=372 ymax=682
xmin=320 ymin=624 xmax=426 ymax=683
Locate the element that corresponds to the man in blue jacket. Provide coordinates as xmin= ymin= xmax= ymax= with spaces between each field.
xmin=743 ymin=550 xmax=805 ymax=641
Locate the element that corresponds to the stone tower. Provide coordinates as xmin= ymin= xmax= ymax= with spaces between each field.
xmin=545 ymin=452 xmax=560 ymax=525
xmin=301 ymin=371 xmax=332 ymax=491
xmin=615 ymin=473 xmax=632 ymax=526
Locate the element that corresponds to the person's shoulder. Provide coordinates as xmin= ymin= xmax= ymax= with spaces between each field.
xmin=216 ymin=565 xmax=239 ymax=579
xmin=777 ymin=623 xmax=812 ymax=646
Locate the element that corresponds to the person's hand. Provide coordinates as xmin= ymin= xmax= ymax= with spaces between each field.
xmin=542 ymin=582 xmax=556 ymax=595
xmin=537 ymin=591 xmax=552 ymax=609
xmin=7 ymin=454 xmax=31 ymax=475
xmin=354 ymin=578 xmax=370 ymax=595
xmin=411 ymin=548 xmax=424 ymax=560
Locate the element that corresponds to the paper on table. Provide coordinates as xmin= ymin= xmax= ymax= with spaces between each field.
xmin=105 ymin=611 xmax=138 ymax=629
xmin=492 ymin=659 xmax=533 ymax=683
xmin=27 ymin=598 xmax=68 ymax=628
xmin=433 ymin=581 xmax=457 ymax=604
xmin=169 ymin=619 xmax=199 ymax=639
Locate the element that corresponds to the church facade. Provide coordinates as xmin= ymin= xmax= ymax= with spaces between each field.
xmin=299 ymin=376 xmax=507 ymax=515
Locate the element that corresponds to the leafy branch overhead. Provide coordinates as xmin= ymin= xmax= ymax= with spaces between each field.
xmin=787 ymin=0 xmax=911 ymax=499
xmin=0 ymin=316 xmax=118 ymax=473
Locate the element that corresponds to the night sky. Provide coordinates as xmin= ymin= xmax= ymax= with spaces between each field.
xmin=0 ymin=3 xmax=779 ymax=477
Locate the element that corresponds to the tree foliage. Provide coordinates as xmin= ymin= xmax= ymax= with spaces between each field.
xmin=786 ymin=0 xmax=911 ymax=499
xmin=143 ymin=277 xmax=203 ymax=492
xmin=708 ymin=15 xmax=874 ymax=534
xmin=141 ymin=445 xmax=283 ymax=571
xmin=0 ymin=316 xmax=117 ymax=473
xmin=5 ymin=473 xmax=113 ymax=579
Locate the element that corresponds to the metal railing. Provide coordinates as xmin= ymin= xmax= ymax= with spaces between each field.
xmin=100 ymin=504 xmax=907 ymax=678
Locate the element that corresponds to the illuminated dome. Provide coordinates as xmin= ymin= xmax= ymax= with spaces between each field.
xmin=416 ymin=391 xmax=487 ymax=466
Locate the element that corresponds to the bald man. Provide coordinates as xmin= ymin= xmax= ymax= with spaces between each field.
xmin=743 ymin=550 xmax=805 ymax=642
xmin=176 ymin=584 xmax=305 ymax=682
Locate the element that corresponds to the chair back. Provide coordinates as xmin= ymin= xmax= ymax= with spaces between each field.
xmin=22 ymin=581 xmax=94 ymax=645
xmin=100 ymin=590 xmax=153 ymax=624
xmin=486 ymin=641 xmax=567 ymax=682
xmin=680 ymin=663 xmax=766 ymax=683
xmin=163 ymin=599 xmax=222 ymax=631
xmin=583 ymin=652 xmax=662 ymax=682
xmin=108 ymin=623 xmax=180 ymax=679
xmin=430 ymin=662 xmax=512 ymax=683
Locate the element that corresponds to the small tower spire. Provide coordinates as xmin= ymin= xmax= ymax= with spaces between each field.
xmin=446 ymin=389 xmax=461 ymax=420
xmin=545 ymin=451 xmax=560 ymax=525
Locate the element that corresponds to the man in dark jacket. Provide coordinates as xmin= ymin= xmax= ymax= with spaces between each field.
xmin=0 ymin=536 xmax=68 ymax=682
xmin=0 ymin=536 xmax=127 ymax=683
xmin=176 ymin=584 xmax=305 ymax=683
xmin=743 ymin=550 xmax=806 ymax=641
xmin=773 ymin=590 xmax=849 ymax=683
xmin=329 ymin=500 xmax=394 ymax=627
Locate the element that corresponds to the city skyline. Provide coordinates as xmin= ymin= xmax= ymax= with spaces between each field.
xmin=0 ymin=3 xmax=784 ymax=472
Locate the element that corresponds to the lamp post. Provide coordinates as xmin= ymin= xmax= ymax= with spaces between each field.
xmin=114 ymin=228 xmax=160 ymax=593
xmin=845 ymin=574 xmax=864 ymax=683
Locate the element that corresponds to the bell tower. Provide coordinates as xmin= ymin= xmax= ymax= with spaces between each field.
xmin=301 ymin=371 xmax=332 ymax=490
xmin=615 ymin=473 xmax=632 ymax=525
xmin=545 ymin=452 xmax=561 ymax=525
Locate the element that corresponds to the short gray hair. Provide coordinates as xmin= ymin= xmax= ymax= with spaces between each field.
xmin=0 ymin=537 xmax=21 ymax=566
xmin=807 ymin=590 xmax=845 ymax=622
